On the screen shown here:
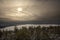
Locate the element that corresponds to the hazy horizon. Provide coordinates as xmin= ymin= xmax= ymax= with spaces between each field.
xmin=0 ymin=0 xmax=60 ymax=28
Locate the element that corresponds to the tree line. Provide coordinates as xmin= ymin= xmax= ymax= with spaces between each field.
xmin=0 ymin=25 xmax=60 ymax=40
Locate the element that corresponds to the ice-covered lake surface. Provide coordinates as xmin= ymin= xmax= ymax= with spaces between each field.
xmin=0 ymin=24 xmax=60 ymax=31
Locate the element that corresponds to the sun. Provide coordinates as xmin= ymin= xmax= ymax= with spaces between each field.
xmin=16 ymin=7 xmax=25 ymax=16
xmin=17 ymin=8 xmax=23 ymax=12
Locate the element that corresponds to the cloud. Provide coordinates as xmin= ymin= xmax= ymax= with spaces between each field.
xmin=0 ymin=0 xmax=60 ymax=23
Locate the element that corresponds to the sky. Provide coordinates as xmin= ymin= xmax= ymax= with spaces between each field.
xmin=0 ymin=0 xmax=60 ymax=27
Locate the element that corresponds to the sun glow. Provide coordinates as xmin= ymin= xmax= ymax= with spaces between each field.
xmin=17 ymin=8 xmax=23 ymax=12
xmin=16 ymin=7 xmax=24 ymax=16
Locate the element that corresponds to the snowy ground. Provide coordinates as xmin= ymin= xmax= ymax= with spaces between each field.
xmin=0 ymin=24 xmax=59 ymax=31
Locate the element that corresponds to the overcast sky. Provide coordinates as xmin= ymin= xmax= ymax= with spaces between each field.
xmin=0 ymin=0 xmax=60 ymax=26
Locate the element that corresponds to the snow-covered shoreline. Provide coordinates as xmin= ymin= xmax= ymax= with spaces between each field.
xmin=0 ymin=24 xmax=60 ymax=31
